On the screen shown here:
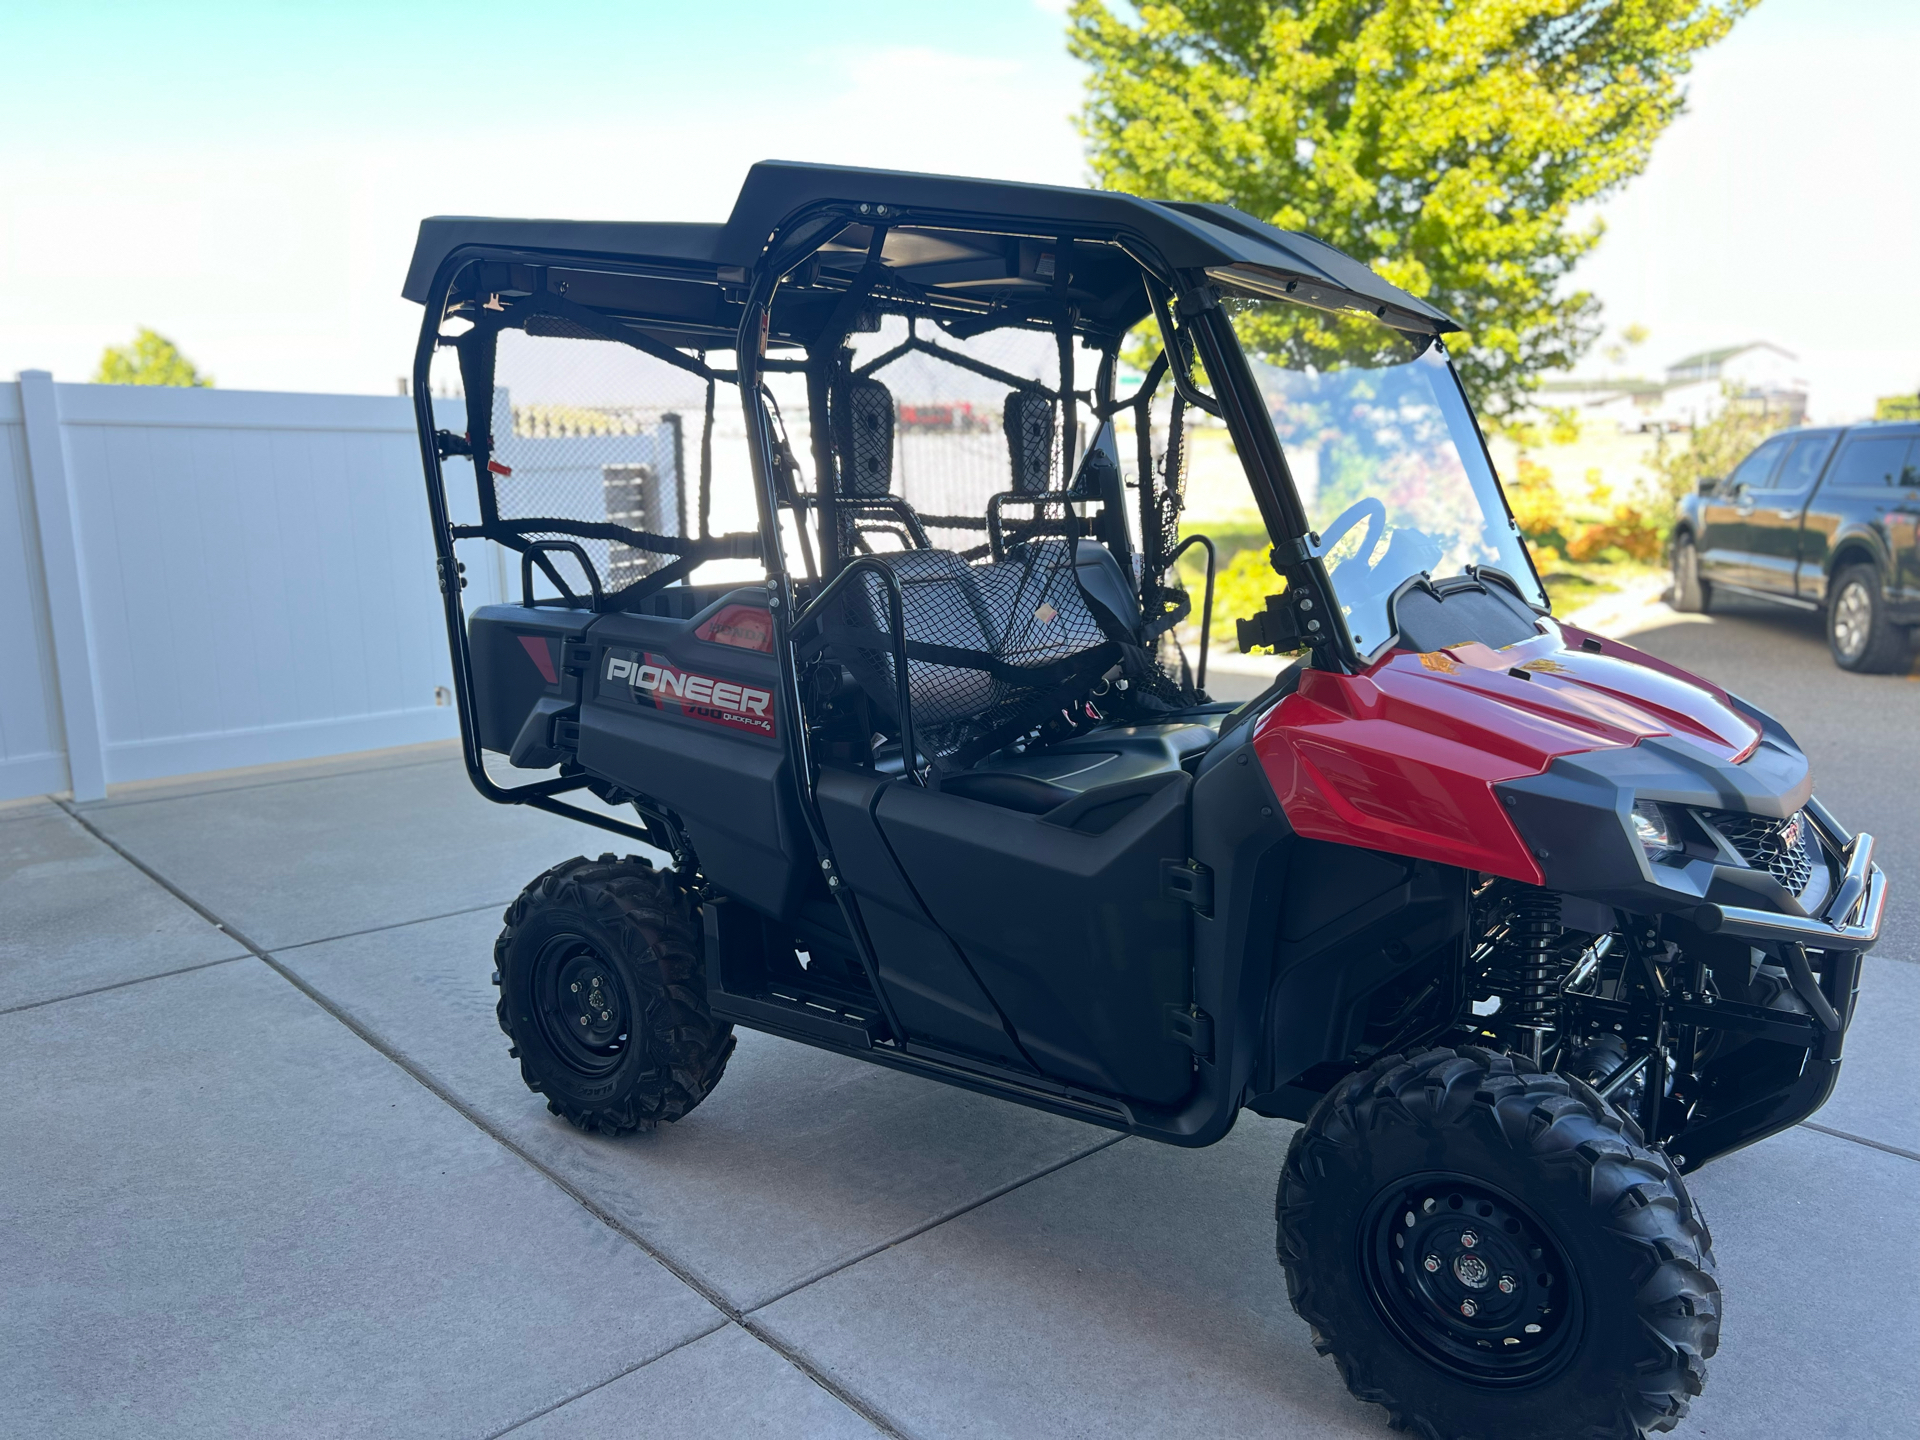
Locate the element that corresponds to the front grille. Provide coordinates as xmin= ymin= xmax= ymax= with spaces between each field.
xmin=1700 ymin=808 xmax=1815 ymax=894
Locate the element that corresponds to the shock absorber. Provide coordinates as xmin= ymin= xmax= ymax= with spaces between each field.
xmin=1510 ymin=888 xmax=1564 ymax=1064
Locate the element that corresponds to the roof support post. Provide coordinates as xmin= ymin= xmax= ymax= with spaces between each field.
xmin=1054 ymin=239 xmax=1076 ymax=481
xmin=806 ymin=352 xmax=842 ymax=576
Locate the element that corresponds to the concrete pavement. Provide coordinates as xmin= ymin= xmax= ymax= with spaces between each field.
xmin=2 ymin=590 xmax=1916 ymax=1438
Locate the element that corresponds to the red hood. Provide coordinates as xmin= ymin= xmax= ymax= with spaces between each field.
xmin=1251 ymin=622 xmax=1759 ymax=883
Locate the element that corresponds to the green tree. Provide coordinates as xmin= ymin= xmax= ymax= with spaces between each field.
xmin=94 ymin=329 xmax=213 ymax=387
xmin=1651 ymin=393 xmax=1793 ymax=519
xmin=1069 ymin=0 xmax=1752 ymax=418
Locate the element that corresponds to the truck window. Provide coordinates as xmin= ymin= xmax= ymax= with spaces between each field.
xmin=1768 ymin=432 xmax=1837 ymax=493
xmin=1725 ymin=436 xmax=1789 ymax=492
xmin=1826 ymin=433 xmax=1912 ymax=492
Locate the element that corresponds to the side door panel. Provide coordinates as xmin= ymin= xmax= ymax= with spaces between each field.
xmin=1895 ymin=438 xmax=1920 ymax=603
xmin=1744 ymin=432 xmax=1836 ymax=596
xmin=876 ymin=774 xmax=1196 ymax=1106
xmin=1699 ymin=435 xmax=1791 ymax=588
xmin=1695 ymin=486 xmax=1746 ymax=583
xmin=1809 ymin=430 xmax=1914 ymax=600
xmin=815 ymin=766 xmax=1034 ymax=1068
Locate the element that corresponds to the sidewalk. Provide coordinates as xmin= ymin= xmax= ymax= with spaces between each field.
xmin=3 ymin=601 xmax=1916 ymax=1435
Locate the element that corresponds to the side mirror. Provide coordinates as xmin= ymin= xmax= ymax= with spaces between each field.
xmin=1697 ymin=475 xmax=1720 ymax=497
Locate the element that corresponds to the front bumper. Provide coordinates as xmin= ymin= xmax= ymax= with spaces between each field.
xmin=1694 ymin=818 xmax=1886 ymax=951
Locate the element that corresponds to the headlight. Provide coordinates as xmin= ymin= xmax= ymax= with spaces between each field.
xmin=1632 ymin=801 xmax=1681 ymax=859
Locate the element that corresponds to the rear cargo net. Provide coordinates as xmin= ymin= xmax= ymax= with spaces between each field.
xmin=442 ymin=289 xmax=763 ymax=610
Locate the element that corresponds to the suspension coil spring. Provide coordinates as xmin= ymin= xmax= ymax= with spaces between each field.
xmin=1510 ymin=888 xmax=1564 ymax=1031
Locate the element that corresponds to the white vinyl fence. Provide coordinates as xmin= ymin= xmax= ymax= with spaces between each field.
xmin=0 ymin=374 xmax=501 ymax=801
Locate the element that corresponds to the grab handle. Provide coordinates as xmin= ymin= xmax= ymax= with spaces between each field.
xmin=519 ymin=540 xmax=604 ymax=610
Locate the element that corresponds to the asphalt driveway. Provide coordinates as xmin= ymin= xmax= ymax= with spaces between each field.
xmin=3 ymin=592 xmax=1915 ymax=1438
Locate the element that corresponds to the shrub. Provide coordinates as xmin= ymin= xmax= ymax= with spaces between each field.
xmin=1651 ymin=396 xmax=1795 ymax=523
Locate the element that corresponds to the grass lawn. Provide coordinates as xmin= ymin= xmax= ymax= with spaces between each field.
xmin=1539 ymin=558 xmax=1663 ymax=612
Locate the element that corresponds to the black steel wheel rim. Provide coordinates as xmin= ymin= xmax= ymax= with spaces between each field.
xmin=530 ymin=934 xmax=633 ymax=1077
xmin=1361 ymin=1173 xmax=1583 ymax=1386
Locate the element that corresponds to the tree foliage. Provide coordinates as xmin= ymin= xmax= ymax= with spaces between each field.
xmin=1650 ymin=393 xmax=1793 ymax=508
xmin=95 ymin=329 xmax=213 ymax=387
xmin=1069 ymin=0 xmax=1753 ymax=417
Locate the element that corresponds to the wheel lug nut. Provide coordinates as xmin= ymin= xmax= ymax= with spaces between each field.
xmin=600 ymin=1010 xmax=610 ymax=1021
xmin=1460 ymin=1299 xmax=1478 ymax=1317
xmin=1423 ymin=1255 xmax=1440 ymax=1273
xmin=571 ymin=982 xmax=580 ymax=993
xmin=1498 ymin=1276 xmax=1516 ymax=1294
xmin=1460 ymin=1230 xmax=1479 ymax=1249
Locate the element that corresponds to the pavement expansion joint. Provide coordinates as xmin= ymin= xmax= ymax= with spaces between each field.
xmin=478 ymin=1319 xmax=734 ymax=1440
xmin=55 ymin=798 xmax=921 ymax=1439
xmin=1798 ymin=1119 xmax=1920 ymax=1164
xmin=270 ymin=899 xmax=518 ymax=953
xmin=744 ymin=1132 xmax=1129 ymax=1316
xmin=0 ymin=953 xmax=248 ymax=1017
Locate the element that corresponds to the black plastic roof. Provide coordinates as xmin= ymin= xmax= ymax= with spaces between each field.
xmin=401 ymin=220 xmax=724 ymax=303
xmin=402 ymin=160 xmax=1457 ymax=333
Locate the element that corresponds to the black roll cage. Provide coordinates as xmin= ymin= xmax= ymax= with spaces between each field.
xmin=407 ymin=199 xmax=1512 ymax=1143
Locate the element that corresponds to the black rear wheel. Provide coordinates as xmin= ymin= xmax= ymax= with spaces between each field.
xmin=1670 ymin=533 xmax=1710 ymax=613
xmin=1827 ymin=562 xmax=1911 ymax=673
xmin=1279 ymin=1046 xmax=1718 ymax=1440
xmin=494 ymin=854 xmax=734 ymax=1135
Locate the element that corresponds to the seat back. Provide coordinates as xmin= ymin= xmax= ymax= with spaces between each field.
xmin=843 ymin=549 xmax=998 ymax=726
xmin=836 ymin=539 xmax=1133 ymax=749
xmin=1019 ymin=538 xmax=1139 ymax=638
xmin=834 ymin=375 xmax=895 ymax=497
xmin=1002 ymin=390 xmax=1055 ymax=495
xmin=987 ymin=419 xmax=1133 ymax=564
xmin=830 ymin=373 xmax=937 ymax=552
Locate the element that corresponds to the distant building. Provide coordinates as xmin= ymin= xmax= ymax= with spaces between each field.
xmin=1536 ymin=341 xmax=1808 ymax=432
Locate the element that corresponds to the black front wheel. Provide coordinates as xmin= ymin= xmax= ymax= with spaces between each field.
xmin=1826 ymin=562 xmax=1911 ymax=673
xmin=494 ymin=854 xmax=734 ymax=1135
xmin=1278 ymin=1046 xmax=1718 ymax=1440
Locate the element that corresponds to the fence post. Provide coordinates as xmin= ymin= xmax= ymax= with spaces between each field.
xmin=17 ymin=371 xmax=107 ymax=801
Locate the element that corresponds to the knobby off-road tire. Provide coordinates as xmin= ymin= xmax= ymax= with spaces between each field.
xmin=494 ymin=854 xmax=734 ymax=1135
xmin=1670 ymin=534 xmax=1711 ymax=613
xmin=1278 ymin=1046 xmax=1719 ymax=1440
xmin=1826 ymin=562 xmax=1911 ymax=674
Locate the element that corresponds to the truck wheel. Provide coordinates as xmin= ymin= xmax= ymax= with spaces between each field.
xmin=1670 ymin=534 xmax=1710 ymax=612
xmin=1827 ymin=563 xmax=1911 ymax=673
xmin=494 ymin=854 xmax=734 ymax=1135
xmin=1278 ymin=1046 xmax=1718 ymax=1440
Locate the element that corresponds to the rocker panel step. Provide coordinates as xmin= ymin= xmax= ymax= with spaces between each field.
xmin=710 ymin=988 xmax=889 ymax=1049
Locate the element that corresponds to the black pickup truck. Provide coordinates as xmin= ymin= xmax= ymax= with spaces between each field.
xmin=1672 ymin=421 xmax=1920 ymax=671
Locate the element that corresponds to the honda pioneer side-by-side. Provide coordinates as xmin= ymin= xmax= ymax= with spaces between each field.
xmin=402 ymin=163 xmax=1887 ymax=1440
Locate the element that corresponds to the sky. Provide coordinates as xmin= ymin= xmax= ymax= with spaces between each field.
xmin=2 ymin=0 xmax=1914 ymax=422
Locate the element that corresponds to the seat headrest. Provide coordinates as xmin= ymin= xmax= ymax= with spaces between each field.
xmin=834 ymin=376 xmax=895 ymax=497
xmin=1003 ymin=390 xmax=1055 ymax=496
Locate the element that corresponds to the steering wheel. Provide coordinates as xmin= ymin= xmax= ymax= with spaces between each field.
xmin=1319 ymin=496 xmax=1388 ymax=593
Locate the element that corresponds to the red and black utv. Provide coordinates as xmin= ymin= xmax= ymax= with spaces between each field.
xmin=403 ymin=162 xmax=1886 ymax=1440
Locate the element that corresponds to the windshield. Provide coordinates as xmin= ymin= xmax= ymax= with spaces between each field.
xmin=1222 ymin=300 xmax=1545 ymax=656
